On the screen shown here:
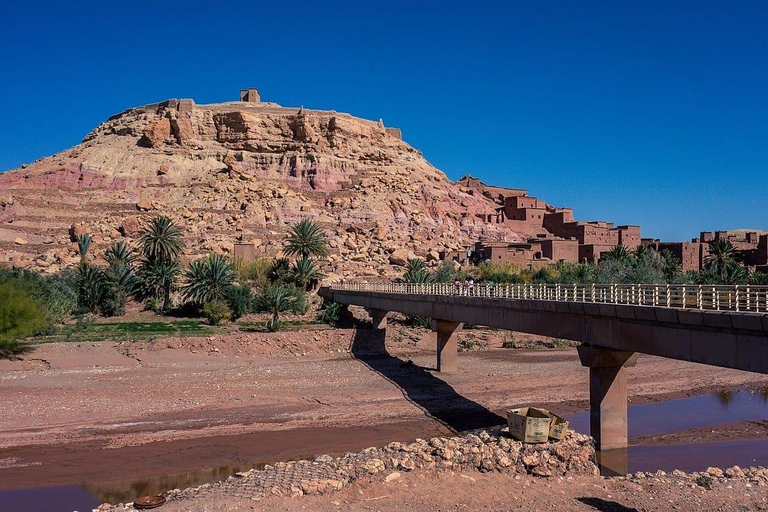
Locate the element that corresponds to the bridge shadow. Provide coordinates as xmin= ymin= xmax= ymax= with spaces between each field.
xmin=350 ymin=322 xmax=506 ymax=433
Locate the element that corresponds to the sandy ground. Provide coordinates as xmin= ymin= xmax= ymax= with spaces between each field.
xmin=1 ymin=319 xmax=767 ymax=498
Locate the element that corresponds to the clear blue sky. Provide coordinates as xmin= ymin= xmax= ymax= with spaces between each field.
xmin=1 ymin=1 xmax=765 ymax=241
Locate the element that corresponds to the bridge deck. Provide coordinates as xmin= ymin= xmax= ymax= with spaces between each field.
xmin=323 ymin=284 xmax=768 ymax=374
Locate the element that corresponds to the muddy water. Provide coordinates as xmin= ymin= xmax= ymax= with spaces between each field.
xmin=4 ymin=389 xmax=768 ymax=511
xmin=0 ymin=420 xmax=452 ymax=512
xmin=567 ymin=388 xmax=768 ymax=474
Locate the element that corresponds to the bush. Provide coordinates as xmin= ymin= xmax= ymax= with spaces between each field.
xmin=0 ymin=268 xmax=77 ymax=332
xmin=254 ymin=284 xmax=300 ymax=332
xmin=316 ymin=301 xmax=343 ymax=326
xmin=226 ymin=284 xmax=253 ymax=321
xmin=202 ymin=300 xmax=231 ymax=326
xmin=269 ymin=258 xmax=292 ymax=283
xmin=501 ymin=332 xmax=517 ymax=348
xmin=233 ymin=258 xmax=273 ymax=287
xmin=75 ymin=264 xmax=105 ymax=313
xmin=0 ymin=281 xmax=47 ymax=360
xmin=182 ymin=254 xmax=235 ymax=305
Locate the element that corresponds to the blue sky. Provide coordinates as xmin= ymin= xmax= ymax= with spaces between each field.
xmin=1 ymin=1 xmax=765 ymax=241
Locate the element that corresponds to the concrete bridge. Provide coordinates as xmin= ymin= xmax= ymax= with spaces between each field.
xmin=320 ymin=282 xmax=768 ymax=459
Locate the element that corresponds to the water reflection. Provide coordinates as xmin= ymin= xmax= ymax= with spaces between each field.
xmin=573 ymin=388 xmax=768 ymax=476
xmin=568 ymin=388 xmax=768 ymax=439
xmin=716 ymin=389 xmax=733 ymax=407
xmin=82 ymin=462 xmax=269 ymax=504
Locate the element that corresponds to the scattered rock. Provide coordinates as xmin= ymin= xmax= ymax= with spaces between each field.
xmin=136 ymin=198 xmax=155 ymax=211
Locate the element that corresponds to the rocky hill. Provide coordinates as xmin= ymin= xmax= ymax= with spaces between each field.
xmin=0 ymin=96 xmax=525 ymax=278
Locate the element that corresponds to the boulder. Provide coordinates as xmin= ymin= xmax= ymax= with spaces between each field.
xmin=136 ymin=198 xmax=155 ymax=211
xmin=69 ymin=223 xmax=90 ymax=242
xmin=120 ymin=217 xmax=142 ymax=236
xmin=389 ymin=249 xmax=409 ymax=266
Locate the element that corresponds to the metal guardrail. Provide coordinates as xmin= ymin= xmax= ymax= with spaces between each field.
xmin=330 ymin=282 xmax=768 ymax=313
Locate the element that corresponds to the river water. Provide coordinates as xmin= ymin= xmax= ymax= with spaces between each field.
xmin=2 ymin=388 xmax=767 ymax=512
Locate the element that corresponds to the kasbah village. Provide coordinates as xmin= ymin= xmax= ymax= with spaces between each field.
xmin=0 ymin=82 xmax=766 ymax=511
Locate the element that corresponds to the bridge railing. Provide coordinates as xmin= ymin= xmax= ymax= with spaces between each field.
xmin=330 ymin=282 xmax=768 ymax=313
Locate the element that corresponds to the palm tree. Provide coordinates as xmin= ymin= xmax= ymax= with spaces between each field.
xmin=658 ymin=249 xmax=682 ymax=281
xmin=704 ymin=239 xmax=738 ymax=284
xmin=601 ymin=245 xmax=631 ymax=263
xmin=403 ymin=258 xmax=434 ymax=283
xmin=255 ymin=284 xmax=297 ymax=332
xmin=284 ymin=219 xmax=328 ymax=259
xmin=290 ymin=256 xmax=324 ymax=290
xmin=75 ymin=264 xmax=105 ymax=312
xmin=136 ymin=260 xmax=181 ymax=311
xmin=573 ymin=263 xmax=596 ymax=284
xmin=633 ymin=245 xmax=656 ymax=263
xmin=140 ymin=216 xmax=185 ymax=265
xmin=77 ymin=234 xmax=93 ymax=266
xmin=182 ymin=254 xmax=235 ymax=305
xmin=269 ymin=257 xmax=292 ymax=282
xmin=104 ymin=241 xmax=137 ymax=269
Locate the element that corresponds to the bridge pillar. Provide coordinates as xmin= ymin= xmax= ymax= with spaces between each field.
xmin=368 ymin=309 xmax=388 ymax=331
xmin=577 ymin=345 xmax=638 ymax=454
xmin=432 ymin=320 xmax=462 ymax=373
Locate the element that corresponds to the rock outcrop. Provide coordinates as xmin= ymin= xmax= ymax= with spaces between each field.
xmin=0 ymin=98 xmax=525 ymax=276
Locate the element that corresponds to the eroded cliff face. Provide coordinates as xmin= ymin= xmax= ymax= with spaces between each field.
xmin=0 ymin=100 xmax=523 ymax=278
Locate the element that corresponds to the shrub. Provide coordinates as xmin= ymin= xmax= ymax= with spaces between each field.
xmin=0 ymin=281 xmax=47 ymax=360
xmin=501 ymin=332 xmax=517 ymax=348
xmin=254 ymin=284 xmax=298 ymax=332
xmin=0 ymin=268 xmax=77 ymax=330
xmin=182 ymin=254 xmax=235 ymax=305
xmin=99 ymin=264 xmax=135 ymax=317
xmin=226 ymin=284 xmax=253 ymax=321
xmin=316 ymin=301 xmax=343 ymax=326
xmin=203 ymin=300 xmax=231 ymax=326
xmin=233 ymin=257 xmax=273 ymax=287
xmin=74 ymin=264 xmax=105 ymax=313
xmin=290 ymin=256 xmax=323 ymax=290
xmin=269 ymin=257 xmax=292 ymax=283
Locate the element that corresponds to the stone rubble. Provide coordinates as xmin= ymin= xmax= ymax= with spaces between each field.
xmin=100 ymin=428 xmax=597 ymax=510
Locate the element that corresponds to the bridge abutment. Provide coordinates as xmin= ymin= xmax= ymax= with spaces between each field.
xmin=577 ymin=345 xmax=638 ymax=453
xmin=432 ymin=320 xmax=462 ymax=373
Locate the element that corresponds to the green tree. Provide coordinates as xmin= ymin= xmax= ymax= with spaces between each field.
xmin=136 ymin=216 xmax=185 ymax=311
xmin=284 ymin=219 xmax=328 ymax=259
xmin=601 ymin=245 xmax=631 ymax=263
xmin=659 ymin=249 xmax=682 ymax=281
xmin=255 ymin=284 xmax=297 ymax=332
xmin=290 ymin=256 xmax=324 ymax=290
xmin=75 ymin=264 xmax=105 ymax=312
xmin=0 ymin=282 xmax=47 ymax=360
xmin=105 ymin=241 xmax=137 ymax=269
xmin=140 ymin=216 xmax=185 ymax=265
xmin=269 ymin=257 xmax=292 ymax=282
xmin=182 ymin=254 xmax=235 ymax=305
xmin=226 ymin=284 xmax=253 ymax=321
xmin=135 ymin=260 xmax=181 ymax=312
xmin=704 ymin=239 xmax=739 ymax=284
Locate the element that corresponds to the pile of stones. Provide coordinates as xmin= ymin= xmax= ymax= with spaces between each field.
xmin=101 ymin=427 xmax=597 ymax=510
xmin=622 ymin=465 xmax=768 ymax=489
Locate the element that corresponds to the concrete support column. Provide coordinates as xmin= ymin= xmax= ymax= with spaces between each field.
xmin=432 ymin=320 xmax=462 ymax=373
xmin=369 ymin=309 xmax=388 ymax=331
xmin=577 ymin=345 xmax=638 ymax=452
